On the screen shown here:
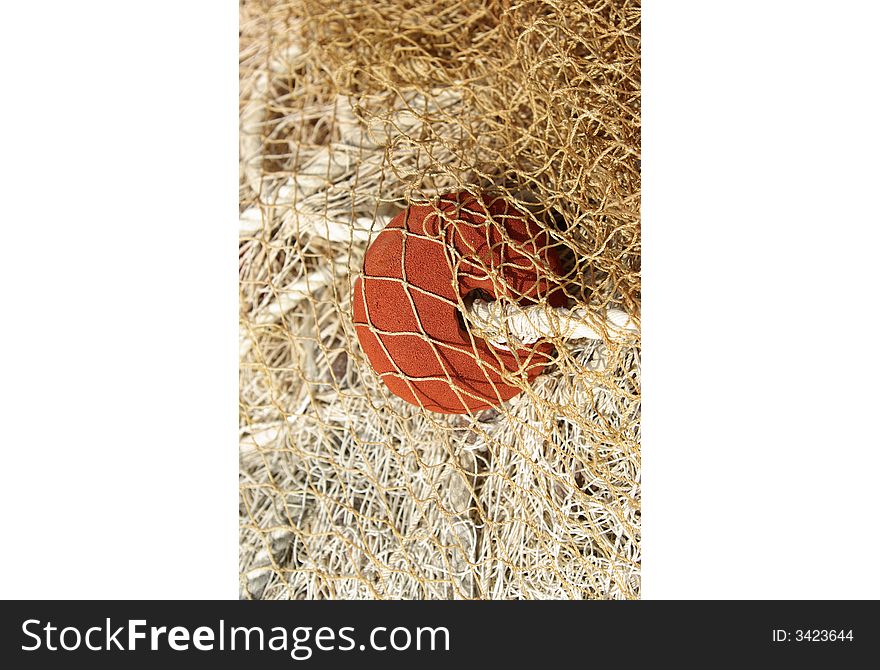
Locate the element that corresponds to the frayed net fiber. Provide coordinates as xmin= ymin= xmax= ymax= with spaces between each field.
xmin=240 ymin=0 xmax=640 ymax=599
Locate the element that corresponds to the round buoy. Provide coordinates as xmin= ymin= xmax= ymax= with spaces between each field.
xmin=352 ymin=191 xmax=564 ymax=414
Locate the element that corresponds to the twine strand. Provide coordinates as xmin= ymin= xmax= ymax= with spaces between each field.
xmin=467 ymin=298 xmax=638 ymax=349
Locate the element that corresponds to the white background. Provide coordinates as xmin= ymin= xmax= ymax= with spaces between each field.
xmin=0 ymin=1 xmax=877 ymax=599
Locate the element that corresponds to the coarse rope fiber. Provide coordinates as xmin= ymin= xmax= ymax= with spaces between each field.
xmin=240 ymin=0 xmax=640 ymax=599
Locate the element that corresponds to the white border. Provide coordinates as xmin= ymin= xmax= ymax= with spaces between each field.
xmin=0 ymin=1 xmax=238 ymax=598
xmin=642 ymin=1 xmax=880 ymax=598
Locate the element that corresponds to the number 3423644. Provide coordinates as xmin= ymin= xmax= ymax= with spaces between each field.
xmin=795 ymin=630 xmax=854 ymax=642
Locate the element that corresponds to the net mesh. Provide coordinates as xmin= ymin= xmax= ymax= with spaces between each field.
xmin=240 ymin=0 xmax=640 ymax=599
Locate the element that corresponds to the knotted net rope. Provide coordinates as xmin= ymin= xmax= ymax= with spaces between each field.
xmin=240 ymin=0 xmax=640 ymax=599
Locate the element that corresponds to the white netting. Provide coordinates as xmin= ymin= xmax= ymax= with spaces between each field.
xmin=240 ymin=0 xmax=640 ymax=599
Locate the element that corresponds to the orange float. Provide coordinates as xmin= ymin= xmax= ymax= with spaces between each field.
xmin=352 ymin=191 xmax=564 ymax=414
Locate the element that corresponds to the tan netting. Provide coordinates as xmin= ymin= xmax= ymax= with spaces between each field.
xmin=240 ymin=0 xmax=640 ymax=599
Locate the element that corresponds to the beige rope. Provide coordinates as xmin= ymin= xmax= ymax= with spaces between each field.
xmin=240 ymin=0 xmax=641 ymax=601
xmin=467 ymin=299 xmax=638 ymax=350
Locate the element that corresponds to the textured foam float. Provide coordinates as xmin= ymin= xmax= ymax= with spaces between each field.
xmin=353 ymin=191 xmax=564 ymax=414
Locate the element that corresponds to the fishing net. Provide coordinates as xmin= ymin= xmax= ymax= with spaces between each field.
xmin=239 ymin=0 xmax=640 ymax=599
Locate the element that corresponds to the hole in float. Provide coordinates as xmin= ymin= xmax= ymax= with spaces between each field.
xmin=456 ymin=288 xmax=494 ymax=336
